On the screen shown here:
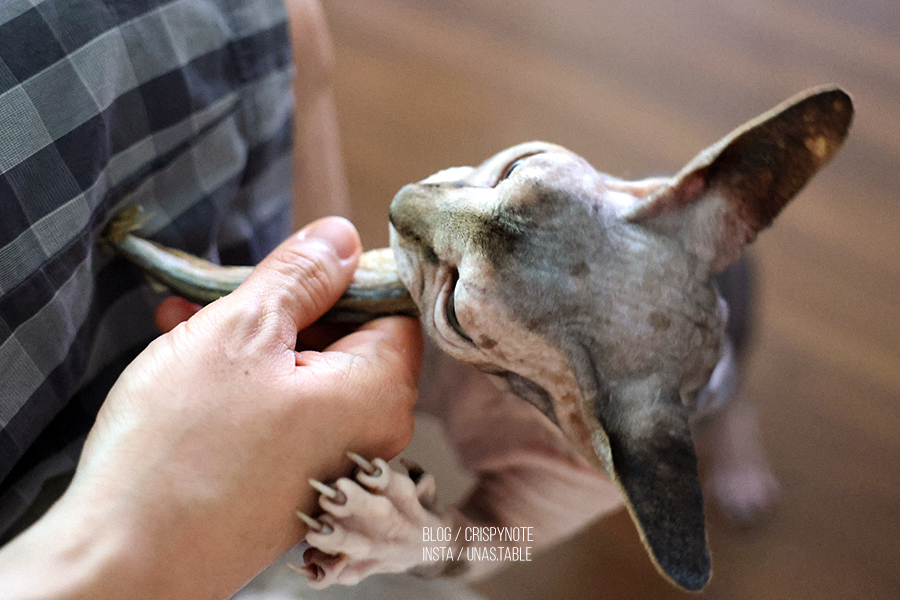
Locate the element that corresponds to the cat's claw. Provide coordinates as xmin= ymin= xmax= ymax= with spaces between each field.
xmin=296 ymin=511 xmax=332 ymax=534
xmin=347 ymin=451 xmax=382 ymax=477
xmin=297 ymin=453 xmax=446 ymax=588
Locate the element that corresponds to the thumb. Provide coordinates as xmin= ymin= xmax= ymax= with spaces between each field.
xmin=231 ymin=217 xmax=362 ymax=334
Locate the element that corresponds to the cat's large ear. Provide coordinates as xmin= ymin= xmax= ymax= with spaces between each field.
xmin=623 ymin=86 xmax=853 ymax=273
xmin=586 ymin=377 xmax=710 ymax=590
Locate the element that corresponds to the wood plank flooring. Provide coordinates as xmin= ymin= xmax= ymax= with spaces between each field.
xmin=321 ymin=1 xmax=900 ymax=597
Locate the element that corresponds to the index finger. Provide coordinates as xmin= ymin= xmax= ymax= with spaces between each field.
xmin=324 ymin=316 xmax=424 ymax=389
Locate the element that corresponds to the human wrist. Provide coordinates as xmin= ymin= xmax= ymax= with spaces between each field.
xmin=0 ymin=480 xmax=242 ymax=600
xmin=0 ymin=486 xmax=145 ymax=599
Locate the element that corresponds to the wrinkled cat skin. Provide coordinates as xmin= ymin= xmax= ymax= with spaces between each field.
xmin=302 ymin=87 xmax=853 ymax=591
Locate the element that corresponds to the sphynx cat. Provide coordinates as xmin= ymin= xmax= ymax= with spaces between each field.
xmin=298 ymin=87 xmax=853 ymax=591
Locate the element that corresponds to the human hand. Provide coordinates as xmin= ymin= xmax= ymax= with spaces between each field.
xmin=0 ymin=217 xmax=422 ymax=600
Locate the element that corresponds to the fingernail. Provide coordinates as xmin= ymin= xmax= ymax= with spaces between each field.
xmin=299 ymin=217 xmax=360 ymax=262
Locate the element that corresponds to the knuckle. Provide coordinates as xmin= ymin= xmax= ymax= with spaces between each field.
xmin=268 ymin=245 xmax=336 ymax=313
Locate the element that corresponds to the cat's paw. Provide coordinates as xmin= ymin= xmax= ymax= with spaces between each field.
xmin=295 ymin=453 xmax=443 ymax=588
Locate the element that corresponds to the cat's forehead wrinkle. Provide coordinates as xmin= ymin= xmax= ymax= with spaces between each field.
xmin=478 ymin=189 xmax=721 ymax=385
xmin=480 ymin=183 xmax=610 ymax=268
xmin=499 ymin=153 xmax=613 ymax=212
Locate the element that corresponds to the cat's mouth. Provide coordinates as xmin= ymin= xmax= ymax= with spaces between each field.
xmin=431 ymin=265 xmax=476 ymax=350
xmin=389 ymin=224 xmax=482 ymax=361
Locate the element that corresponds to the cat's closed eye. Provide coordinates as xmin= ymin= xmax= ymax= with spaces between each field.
xmin=499 ymin=159 xmax=524 ymax=182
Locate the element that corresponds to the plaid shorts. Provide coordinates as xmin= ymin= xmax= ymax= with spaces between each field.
xmin=0 ymin=0 xmax=295 ymax=538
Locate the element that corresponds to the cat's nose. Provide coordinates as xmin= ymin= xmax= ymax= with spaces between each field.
xmin=388 ymin=184 xmax=436 ymax=245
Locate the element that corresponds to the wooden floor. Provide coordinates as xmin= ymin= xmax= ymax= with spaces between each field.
xmin=321 ymin=1 xmax=900 ymax=598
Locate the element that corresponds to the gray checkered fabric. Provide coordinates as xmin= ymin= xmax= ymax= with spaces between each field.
xmin=0 ymin=0 xmax=295 ymax=538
